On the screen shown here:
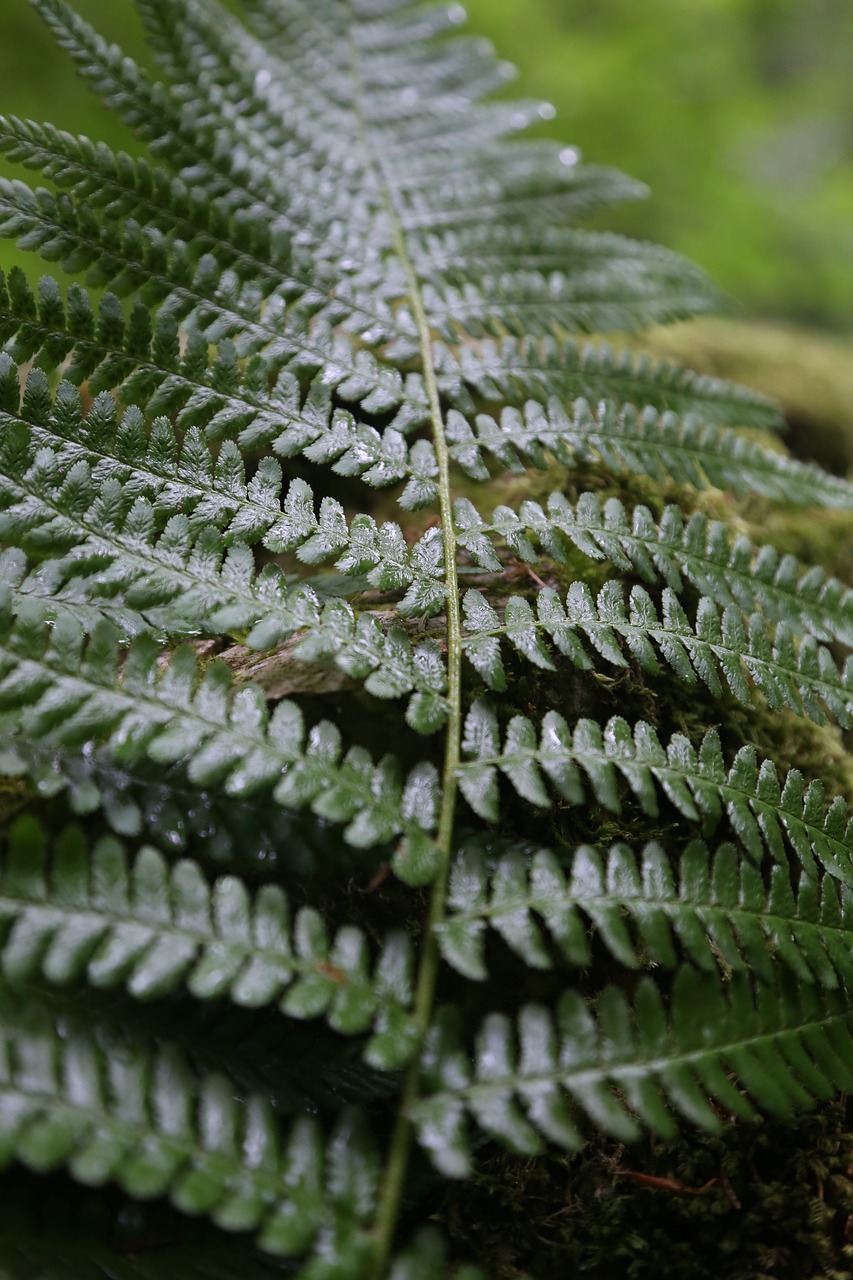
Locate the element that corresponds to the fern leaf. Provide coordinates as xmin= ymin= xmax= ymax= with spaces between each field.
xmin=0 ymin=739 xmax=352 ymax=878
xmin=438 ymin=837 xmax=853 ymax=990
xmin=412 ymin=971 xmax=853 ymax=1175
xmin=20 ymin=0 xmax=719 ymax=360
xmin=0 ymin=407 xmax=449 ymax=721
xmin=0 ymin=986 xmax=381 ymax=1261
xmin=417 ymin=260 xmax=720 ymax=343
xmin=0 ymin=178 xmax=403 ymax=420
xmin=421 ymin=223 xmax=713 ymax=286
xmin=1 ymin=547 xmax=152 ymax=639
xmin=0 ymin=420 xmax=449 ymax=724
xmin=397 ymin=151 xmax=650 ymax=233
xmin=0 ymin=368 xmax=443 ymax=602
xmin=0 ymin=816 xmax=417 ymax=1069
xmin=457 ymin=398 xmax=853 ymax=506
xmin=0 ymin=263 xmax=435 ymax=460
xmin=388 ymin=1228 xmax=485 ymax=1280
xmin=0 ymin=115 xmax=293 ymax=293
xmin=0 ymin=295 xmax=438 ymax=506
xmin=0 ymin=1177 xmax=293 ymax=1280
xmin=456 ymin=699 xmax=853 ymax=883
xmin=0 ymin=221 xmax=433 ymax=458
xmin=8 ymin=0 xmax=853 ymax=1267
xmin=449 ymin=333 xmax=783 ymax=429
xmin=129 ymin=0 xmax=656 ymax=286
xmin=2 ymin=553 xmax=447 ymax=732
xmin=456 ymin=491 xmax=853 ymax=647
xmin=1 ymin=358 xmax=289 ymax=541
xmin=0 ymin=597 xmax=442 ymax=879
xmin=17 ymin=979 xmax=397 ymax=1129
xmin=26 ymin=0 xmax=333 ymax=254
xmin=461 ymin=580 xmax=853 ymax=730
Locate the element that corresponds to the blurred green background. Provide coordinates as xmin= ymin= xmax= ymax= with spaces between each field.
xmin=2 ymin=0 xmax=852 ymax=330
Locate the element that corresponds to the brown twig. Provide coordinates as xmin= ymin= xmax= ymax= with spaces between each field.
xmin=615 ymin=1169 xmax=719 ymax=1197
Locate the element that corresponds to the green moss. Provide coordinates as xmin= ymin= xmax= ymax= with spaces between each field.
xmin=0 ymin=775 xmax=29 ymax=828
xmin=444 ymin=1100 xmax=853 ymax=1280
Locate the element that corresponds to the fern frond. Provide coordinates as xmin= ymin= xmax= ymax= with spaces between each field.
xmin=418 ymin=260 xmax=721 ymax=343
xmin=0 ymin=177 xmax=273 ymax=319
xmin=412 ymin=971 xmax=853 ymax=1175
xmin=22 ymin=0 xmax=718 ymax=352
xmin=0 ymin=216 xmax=434 ymax=493
xmin=0 ymin=289 xmax=439 ymax=506
xmin=0 ymin=367 xmax=444 ymax=593
xmin=457 ymin=699 xmax=853 ymax=882
xmin=27 ymin=0 xmax=316 ymax=237
xmin=0 ymin=740 xmax=349 ymax=877
xmin=0 ymin=256 xmax=433 ymax=458
xmin=6 ymin=0 xmax=853 ymax=1268
xmin=0 ymin=986 xmax=380 ymax=1261
xmin=0 ymin=165 xmax=404 ymax=358
xmin=0 ymin=257 xmax=420 ymax=463
xmin=130 ymin=0 xmax=652 ymax=263
xmin=260 ymin=479 xmax=446 ymax=616
xmin=24 ymin=978 xmax=397 ymax=1120
xmin=0 ymin=415 xmax=449 ymax=720
xmin=453 ymin=398 xmax=853 ymax=506
xmin=125 ymin=0 xmax=362 ymax=195
xmin=0 ymin=598 xmax=441 ymax=878
xmin=0 ymin=446 xmax=300 ymax=642
xmin=438 ymin=837 xmax=853 ymax=989
xmin=0 ymin=816 xmax=416 ymax=1069
xmin=1 ymin=358 xmax=288 ymax=540
xmin=0 ymin=1176 xmax=293 ymax=1280
xmin=455 ymin=491 xmax=853 ymax=647
xmin=449 ymin=333 xmax=783 ymax=429
xmin=241 ymin=593 xmax=450 ymax=734
xmin=0 ymin=117 xmax=288 ymax=294
xmin=461 ymin=581 xmax=853 ymax=730
xmin=395 ymin=152 xmax=650 ymax=232
xmin=1 ymin=547 xmax=152 ymax=638
xmin=420 ymin=224 xmax=712 ymax=283
xmin=2 ymin=549 xmax=448 ymax=731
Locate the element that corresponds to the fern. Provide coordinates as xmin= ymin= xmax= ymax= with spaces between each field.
xmin=0 ymin=985 xmax=383 ymax=1262
xmin=1 ymin=0 xmax=853 ymax=1275
xmin=0 ymin=815 xmax=417 ymax=1066
xmin=455 ymin=490 xmax=853 ymax=645
xmin=438 ymin=838 xmax=853 ymax=986
xmin=412 ymin=973 xmax=853 ymax=1176
xmin=461 ymin=581 xmax=853 ymax=729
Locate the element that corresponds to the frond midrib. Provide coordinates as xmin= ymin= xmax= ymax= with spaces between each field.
xmin=342 ymin=10 xmax=466 ymax=1271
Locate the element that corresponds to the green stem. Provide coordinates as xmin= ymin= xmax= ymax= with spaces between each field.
xmin=345 ymin=23 xmax=463 ymax=1279
xmin=368 ymin=174 xmax=464 ymax=1280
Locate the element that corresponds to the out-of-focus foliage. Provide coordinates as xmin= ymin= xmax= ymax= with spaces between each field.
xmin=464 ymin=0 xmax=853 ymax=330
xmin=0 ymin=0 xmax=147 ymax=281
